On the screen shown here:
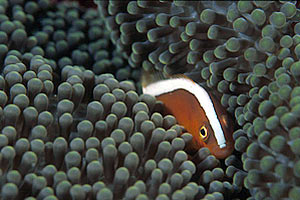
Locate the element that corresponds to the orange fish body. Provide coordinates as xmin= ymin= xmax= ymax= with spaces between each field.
xmin=143 ymin=75 xmax=234 ymax=159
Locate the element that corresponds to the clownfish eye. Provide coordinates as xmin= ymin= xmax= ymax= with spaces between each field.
xmin=199 ymin=126 xmax=208 ymax=141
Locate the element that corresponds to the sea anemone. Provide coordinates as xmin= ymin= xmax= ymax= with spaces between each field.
xmin=0 ymin=53 xmax=238 ymax=199
xmin=0 ymin=0 xmax=300 ymax=199
xmin=0 ymin=1 xmax=235 ymax=196
xmin=96 ymin=1 xmax=300 ymax=199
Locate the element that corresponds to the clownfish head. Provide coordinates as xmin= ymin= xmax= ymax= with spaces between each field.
xmin=142 ymin=74 xmax=234 ymax=159
xmin=195 ymin=93 xmax=234 ymax=159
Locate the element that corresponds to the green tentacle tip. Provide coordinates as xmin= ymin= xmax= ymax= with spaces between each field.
xmin=295 ymin=44 xmax=300 ymax=59
xmin=280 ymin=2 xmax=297 ymax=19
xmin=294 ymin=160 xmax=300 ymax=178
xmin=274 ymin=163 xmax=288 ymax=179
xmin=289 ymin=187 xmax=300 ymax=200
xmin=275 ymin=67 xmax=288 ymax=79
xmin=258 ymin=85 xmax=269 ymax=99
xmin=156 ymin=13 xmax=170 ymax=27
xmin=292 ymin=104 xmax=300 ymax=117
xmin=258 ymin=131 xmax=271 ymax=144
xmin=253 ymin=63 xmax=266 ymax=77
xmin=269 ymin=12 xmax=286 ymax=29
xmin=266 ymin=55 xmax=277 ymax=69
xmin=237 ymin=94 xmax=249 ymax=106
xmin=265 ymin=115 xmax=279 ymax=130
xmin=169 ymin=16 xmax=180 ymax=28
xmin=233 ymin=17 xmax=248 ymax=33
xmin=280 ymin=112 xmax=297 ymax=129
xmin=203 ymin=50 xmax=214 ymax=64
xmin=228 ymin=96 xmax=237 ymax=109
xmin=282 ymin=57 xmax=294 ymax=70
xmin=258 ymin=100 xmax=274 ymax=117
xmin=290 ymin=138 xmax=300 ymax=155
xmin=226 ymin=9 xmax=238 ymax=24
xmin=278 ymin=48 xmax=291 ymax=60
xmin=234 ymin=136 xmax=249 ymax=152
xmin=290 ymin=96 xmax=300 ymax=108
xmin=268 ymin=82 xmax=279 ymax=94
xmin=291 ymin=87 xmax=300 ymax=98
xmin=294 ymin=35 xmax=300 ymax=45
xmin=278 ymin=85 xmax=291 ymax=100
xmin=217 ymin=80 xmax=229 ymax=93
xmin=262 ymin=25 xmax=275 ymax=39
xmin=185 ymin=22 xmax=198 ymax=36
xmin=1 ymin=183 xmax=18 ymax=199
xmin=246 ymin=143 xmax=260 ymax=158
xmin=244 ymin=48 xmax=258 ymax=62
xmin=223 ymin=68 xmax=237 ymax=81
xmin=214 ymin=45 xmax=226 ymax=59
xmin=274 ymin=106 xmax=289 ymax=118
xmin=237 ymin=1 xmax=253 ymax=13
xmin=269 ymin=135 xmax=286 ymax=153
xmin=147 ymin=29 xmax=159 ymax=43
xmin=295 ymin=23 xmax=300 ymax=35
xmin=189 ymin=39 xmax=201 ymax=51
xmin=269 ymin=93 xmax=282 ymax=107
xmin=127 ymin=2 xmax=139 ymax=15
xmin=218 ymin=94 xmax=230 ymax=107
xmin=201 ymin=67 xmax=210 ymax=80
xmin=225 ymin=37 xmax=240 ymax=53
xmin=200 ymin=9 xmax=216 ymax=25
xmin=280 ymin=35 xmax=293 ymax=48
xmin=247 ymin=170 xmax=260 ymax=185
xmin=251 ymin=9 xmax=266 ymax=26
xmin=260 ymin=155 xmax=275 ymax=172
xmin=97 ymin=188 xmax=113 ymax=200
xmin=270 ymin=183 xmax=288 ymax=199
xmin=259 ymin=37 xmax=275 ymax=53
xmin=207 ymin=25 xmax=219 ymax=40
xmin=253 ymin=118 xmax=265 ymax=135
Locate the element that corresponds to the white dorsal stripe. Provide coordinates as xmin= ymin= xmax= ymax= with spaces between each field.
xmin=143 ymin=77 xmax=226 ymax=148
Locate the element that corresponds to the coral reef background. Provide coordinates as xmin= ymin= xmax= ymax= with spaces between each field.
xmin=0 ymin=0 xmax=299 ymax=200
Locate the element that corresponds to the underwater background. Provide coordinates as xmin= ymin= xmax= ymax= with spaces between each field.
xmin=0 ymin=0 xmax=299 ymax=199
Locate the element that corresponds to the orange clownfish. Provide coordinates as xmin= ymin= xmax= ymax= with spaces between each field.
xmin=142 ymin=74 xmax=234 ymax=159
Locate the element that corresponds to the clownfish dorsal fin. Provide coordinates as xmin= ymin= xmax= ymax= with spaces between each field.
xmin=142 ymin=68 xmax=197 ymax=87
xmin=169 ymin=74 xmax=191 ymax=81
xmin=141 ymin=69 xmax=171 ymax=88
